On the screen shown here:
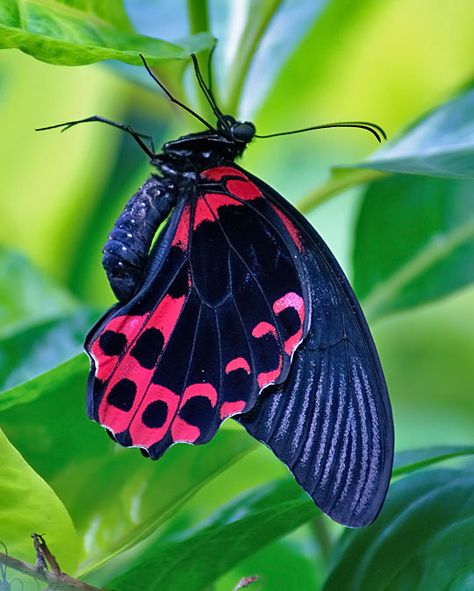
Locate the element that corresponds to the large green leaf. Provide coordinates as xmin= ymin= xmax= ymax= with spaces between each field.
xmin=0 ymin=246 xmax=77 ymax=338
xmin=353 ymin=175 xmax=474 ymax=319
xmin=0 ymin=353 xmax=258 ymax=570
xmin=0 ymin=428 xmax=78 ymax=572
xmin=324 ymin=469 xmax=474 ymax=591
xmin=0 ymin=351 xmax=87 ymax=413
xmin=74 ymin=430 xmax=258 ymax=572
xmin=0 ymin=0 xmax=213 ymax=66
xmin=216 ymin=534 xmax=323 ymax=591
xmin=0 ymin=310 xmax=96 ymax=396
xmin=359 ymin=88 xmax=474 ymax=179
xmin=96 ymin=479 xmax=316 ymax=591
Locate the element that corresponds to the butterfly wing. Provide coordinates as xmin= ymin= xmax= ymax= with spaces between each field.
xmin=85 ymin=166 xmax=311 ymax=461
xmin=235 ymin=169 xmax=394 ymax=527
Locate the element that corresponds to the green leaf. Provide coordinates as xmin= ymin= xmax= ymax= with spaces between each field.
xmin=1 ymin=354 xmax=258 ymax=571
xmin=0 ymin=0 xmax=214 ymax=66
xmin=216 ymin=534 xmax=323 ymax=591
xmin=324 ymin=469 xmax=474 ymax=591
xmin=359 ymin=88 xmax=474 ymax=179
xmin=98 ymin=479 xmax=316 ymax=591
xmin=415 ymin=516 xmax=474 ymax=590
xmin=353 ymin=175 xmax=474 ymax=319
xmin=74 ymin=430 xmax=258 ymax=572
xmin=0 ymin=246 xmax=77 ymax=338
xmin=393 ymin=446 xmax=474 ymax=477
xmin=0 ymin=309 xmax=96 ymax=396
xmin=0 ymin=428 xmax=78 ymax=572
xmin=0 ymin=352 xmax=87 ymax=413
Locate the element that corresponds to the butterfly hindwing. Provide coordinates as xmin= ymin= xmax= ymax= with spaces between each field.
xmin=236 ymin=170 xmax=394 ymax=527
xmin=85 ymin=166 xmax=310 ymax=460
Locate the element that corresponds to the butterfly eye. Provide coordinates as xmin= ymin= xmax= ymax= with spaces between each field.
xmin=231 ymin=122 xmax=256 ymax=142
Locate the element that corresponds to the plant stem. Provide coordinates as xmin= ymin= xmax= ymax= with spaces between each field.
xmin=186 ymin=0 xmax=214 ymax=120
xmin=225 ymin=0 xmax=285 ymax=115
xmin=187 ymin=0 xmax=210 ymax=35
xmin=0 ymin=551 xmax=101 ymax=591
xmin=295 ymin=168 xmax=387 ymax=214
xmin=310 ymin=517 xmax=333 ymax=565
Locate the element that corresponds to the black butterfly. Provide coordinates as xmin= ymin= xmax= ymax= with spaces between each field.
xmin=39 ymin=53 xmax=393 ymax=527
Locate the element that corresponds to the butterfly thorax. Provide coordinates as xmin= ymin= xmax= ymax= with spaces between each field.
xmin=152 ymin=119 xmax=256 ymax=176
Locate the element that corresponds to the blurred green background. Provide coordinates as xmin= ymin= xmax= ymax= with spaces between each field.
xmin=1 ymin=0 xmax=474 ymax=589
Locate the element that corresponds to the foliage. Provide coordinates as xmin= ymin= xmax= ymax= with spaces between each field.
xmin=1 ymin=0 xmax=474 ymax=589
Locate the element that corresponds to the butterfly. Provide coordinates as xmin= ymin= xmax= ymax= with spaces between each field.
xmin=39 ymin=53 xmax=393 ymax=527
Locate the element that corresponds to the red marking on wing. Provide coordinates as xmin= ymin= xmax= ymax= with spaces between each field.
xmin=271 ymin=204 xmax=303 ymax=252
xmin=90 ymin=314 xmax=145 ymax=381
xmin=220 ymin=400 xmax=246 ymax=419
xmin=194 ymin=186 xmax=263 ymax=229
xmin=98 ymin=357 xmax=152 ymax=431
xmin=251 ymin=322 xmax=282 ymax=388
xmin=129 ymin=385 xmax=180 ymax=447
xmin=152 ymin=295 xmax=186 ymax=344
xmin=171 ymin=417 xmax=200 ymax=443
xmin=96 ymin=294 xmax=186 ymax=434
xmin=128 ymin=382 xmax=219 ymax=447
xmin=225 ymin=357 xmax=251 ymax=374
xmin=172 ymin=204 xmax=191 ymax=251
xmin=252 ymin=321 xmax=277 ymax=339
xmin=171 ymin=383 xmax=218 ymax=443
xmin=181 ymin=383 xmax=218 ymax=407
xmin=225 ymin=179 xmax=262 ymax=201
xmin=193 ymin=194 xmax=235 ymax=228
xmin=201 ymin=166 xmax=247 ymax=181
xmin=256 ymin=365 xmax=282 ymax=388
xmin=273 ymin=292 xmax=305 ymax=355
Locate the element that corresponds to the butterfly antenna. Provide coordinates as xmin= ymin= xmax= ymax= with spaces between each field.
xmin=36 ymin=115 xmax=157 ymax=158
xmin=256 ymin=121 xmax=387 ymax=143
xmin=139 ymin=54 xmax=214 ymax=131
xmin=190 ymin=54 xmax=230 ymax=131
xmin=207 ymin=43 xmax=217 ymax=96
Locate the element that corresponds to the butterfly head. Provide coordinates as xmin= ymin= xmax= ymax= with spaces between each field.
xmin=217 ymin=115 xmax=256 ymax=144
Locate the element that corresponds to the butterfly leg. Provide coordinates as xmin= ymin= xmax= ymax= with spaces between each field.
xmin=37 ymin=115 xmax=156 ymax=157
xmin=102 ymin=176 xmax=177 ymax=302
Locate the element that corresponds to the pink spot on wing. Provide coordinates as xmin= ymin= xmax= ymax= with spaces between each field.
xmin=271 ymin=205 xmax=303 ymax=252
xmin=273 ymin=292 xmax=305 ymax=355
xmin=181 ymin=383 xmax=218 ymax=407
xmin=172 ymin=204 xmax=191 ymax=251
xmin=170 ymin=382 xmax=218 ymax=443
xmin=225 ymin=357 xmax=251 ymax=374
xmin=148 ymin=294 xmax=186 ymax=345
xmin=171 ymin=417 xmax=200 ymax=443
xmin=201 ymin=166 xmax=247 ymax=181
xmin=257 ymin=364 xmax=282 ymax=388
xmin=252 ymin=321 xmax=277 ymax=339
xmin=129 ymin=385 xmax=180 ymax=447
xmin=251 ymin=321 xmax=282 ymax=388
xmin=90 ymin=314 xmax=146 ymax=380
xmin=95 ymin=293 xmax=186 ymax=436
xmin=220 ymin=400 xmax=246 ymax=419
xmin=98 ymin=356 xmax=154 ymax=432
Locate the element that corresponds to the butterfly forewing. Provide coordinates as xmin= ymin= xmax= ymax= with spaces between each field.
xmin=236 ymin=170 xmax=394 ymax=527
xmin=85 ymin=166 xmax=310 ymax=460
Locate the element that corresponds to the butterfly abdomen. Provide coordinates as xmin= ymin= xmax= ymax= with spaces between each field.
xmin=102 ymin=175 xmax=177 ymax=302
